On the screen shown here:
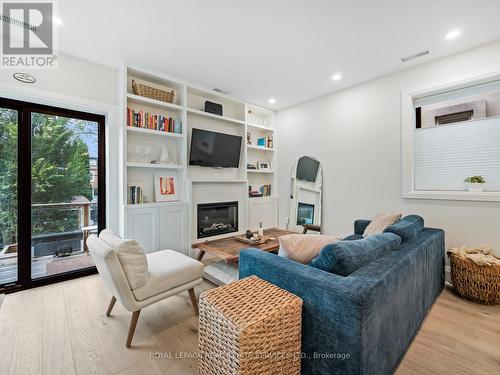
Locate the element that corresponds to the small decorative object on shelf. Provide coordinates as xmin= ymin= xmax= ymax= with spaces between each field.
xmin=447 ymin=245 xmax=500 ymax=305
xmin=127 ymin=107 xmax=182 ymax=134
xmin=154 ymin=172 xmax=179 ymax=202
xmin=464 ymin=175 xmax=486 ymax=192
xmin=246 ymin=131 xmax=251 ymax=145
xmin=204 ymin=100 xmax=223 ymax=116
xmin=131 ymin=79 xmax=175 ymax=103
xmin=151 ymin=145 xmax=177 ymax=165
xmin=258 ymin=161 xmax=270 ymax=170
xmin=128 ymin=186 xmax=144 ymax=204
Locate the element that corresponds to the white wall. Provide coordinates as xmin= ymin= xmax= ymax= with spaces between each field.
xmin=277 ymin=40 xmax=500 ymax=253
xmin=0 ymin=53 xmax=121 ymax=233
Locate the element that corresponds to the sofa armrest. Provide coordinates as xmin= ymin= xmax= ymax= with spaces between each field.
xmin=354 ymin=219 xmax=371 ymax=235
xmin=239 ymin=249 xmax=365 ymax=374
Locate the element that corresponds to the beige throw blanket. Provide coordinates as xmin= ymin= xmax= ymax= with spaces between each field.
xmin=447 ymin=245 xmax=500 ymax=266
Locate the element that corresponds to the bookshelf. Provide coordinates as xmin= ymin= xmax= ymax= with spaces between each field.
xmin=121 ymin=66 xmax=277 ymax=254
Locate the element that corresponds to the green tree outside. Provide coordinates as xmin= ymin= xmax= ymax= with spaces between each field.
xmin=0 ymin=109 xmax=95 ymax=247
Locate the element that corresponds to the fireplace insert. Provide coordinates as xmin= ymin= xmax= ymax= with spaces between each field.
xmin=197 ymin=201 xmax=238 ymax=239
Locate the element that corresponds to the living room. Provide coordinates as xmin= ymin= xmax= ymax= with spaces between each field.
xmin=0 ymin=1 xmax=499 ymax=374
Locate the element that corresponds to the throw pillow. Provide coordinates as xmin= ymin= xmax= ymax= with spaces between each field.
xmin=384 ymin=214 xmax=424 ymax=242
xmin=309 ymin=232 xmax=401 ymax=276
xmin=363 ymin=212 xmax=402 ymax=237
xmin=114 ymin=239 xmax=149 ymax=290
xmin=278 ymin=234 xmax=342 ymax=264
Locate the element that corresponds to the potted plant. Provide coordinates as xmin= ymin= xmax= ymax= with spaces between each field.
xmin=464 ymin=176 xmax=486 ymax=192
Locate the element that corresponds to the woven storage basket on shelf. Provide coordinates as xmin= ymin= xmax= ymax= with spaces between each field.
xmin=450 ymin=254 xmax=500 ymax=305
xmin=198 ymin=275 xmax=303 ymax=375
xmin=131 ymin=79 xmax=175 ymax=103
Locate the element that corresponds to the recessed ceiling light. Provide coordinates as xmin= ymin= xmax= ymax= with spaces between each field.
xmin=445 ymin=29 xmax=461 ymax=40
xmin=268 ymin=98 xmax=276 ymax=104
xmin=331 ymin=73 xmax=342 ymax=81
xmin=53 ymin=16 xmax=63 ymax=26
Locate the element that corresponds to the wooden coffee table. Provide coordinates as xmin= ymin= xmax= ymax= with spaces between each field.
xmin=192 ymin=228 xmax=296 ymax=263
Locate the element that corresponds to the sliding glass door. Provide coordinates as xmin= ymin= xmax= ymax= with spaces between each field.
xmin=0 ymin=98 xmax=105 ymax=290
xmin=0 ymin=106 xmax=19 ymax=285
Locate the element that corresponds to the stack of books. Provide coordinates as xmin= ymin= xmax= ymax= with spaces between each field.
xmin=260 ymin=184 xmax=272 ymax=197
xmin=127 ymin=107 xmax=182 ymax=134
xmin=257 ymin=136 xmax=273 ymax=148
xmin=128 ymin=186 xmax=144 ymax=204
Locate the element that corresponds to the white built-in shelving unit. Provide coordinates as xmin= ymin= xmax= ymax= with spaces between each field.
xmin=120 ymin=66 xmax=278 ymax=255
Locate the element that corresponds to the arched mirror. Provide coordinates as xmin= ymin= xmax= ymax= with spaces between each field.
xmin=288 ymin=156 xmax=323 ymax=233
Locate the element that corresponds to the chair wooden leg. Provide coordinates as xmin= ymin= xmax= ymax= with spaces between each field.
xmin=106 ymin=296 xmax=116 ymax=317
xmin=126 ymin=310 xmax=141 ymax=348
xmin=188 ymin=288 xmax=199 ymax=316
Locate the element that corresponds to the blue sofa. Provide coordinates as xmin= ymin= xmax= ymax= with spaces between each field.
xmin=239 ymin=218 xmax=444 ymax=375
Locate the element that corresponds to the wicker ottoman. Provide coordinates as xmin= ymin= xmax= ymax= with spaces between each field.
xmin=198 ymin=276 xmax=303 ymax=375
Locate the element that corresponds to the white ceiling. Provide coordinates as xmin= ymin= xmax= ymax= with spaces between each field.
xmin=56 ymin=0 xmax=500 ymax=109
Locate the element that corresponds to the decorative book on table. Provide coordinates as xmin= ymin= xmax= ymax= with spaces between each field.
xmin=127 ymin=107 xmax=182 ymax=134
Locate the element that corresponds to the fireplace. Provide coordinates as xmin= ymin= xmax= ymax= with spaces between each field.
xmin=197 ymin=201 xmax=238 ymax=239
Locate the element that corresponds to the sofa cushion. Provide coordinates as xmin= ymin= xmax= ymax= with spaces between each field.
xmin=132 ymin=250 xmax=204 ymax=301
xmin=278 ymin=234 xmax=341 ymax=264
xmin=309 ymin=233 xmax=401 ymax=276
xmin=363 ymin=212 xmax=402 ymax=236
xmin=384 ymin=215 xmax=424 ymax=242
xmin=342 ymin=234 xmax=364 ymax=241
xmin=114 ymin=240 xmax=149 ymax=290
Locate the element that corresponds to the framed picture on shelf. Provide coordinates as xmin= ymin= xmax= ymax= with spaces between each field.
xmin=154 ymin=172 xmax=179 ymax=202
xmin=258 ymin=161 xmax=270 ymax=170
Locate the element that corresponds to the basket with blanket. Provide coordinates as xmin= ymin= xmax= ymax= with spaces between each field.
xmin=447 ymin=246 xmax=500 ymax=305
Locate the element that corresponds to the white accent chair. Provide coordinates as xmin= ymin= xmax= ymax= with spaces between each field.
xmin=87 ymin=230 xmax=204 ymax=347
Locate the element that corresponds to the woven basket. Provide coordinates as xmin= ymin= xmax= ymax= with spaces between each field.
xmin=198 ymin=276 xmax=302 ymax=375
xmin=449 ymin=254 xmax=500 ymax=305
xmin=131 ymin=80 xmax=175 ymax=103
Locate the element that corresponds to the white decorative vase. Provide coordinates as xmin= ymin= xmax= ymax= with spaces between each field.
xmin=467 ymin=183 xmax=485 ymax=192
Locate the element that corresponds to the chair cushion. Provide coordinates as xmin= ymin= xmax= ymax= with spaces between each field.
xmin=384 ymin=215 xmax=424 ymax=242
xmin=132 ymin=250 xmax=204 ymax=301
xmin=309 ymin=233 xmax=401 ymax=276
xmin=99 ymin=229 xmax=125 ymax=248
xmin=114 ymin=240 xmax=149 ymax=290
xmin=99 ymin=230 xmax=148 ymax=290
xmin=363 ymin=212 xmax=402 ymax=236
xmin=278 ymin=234 xmax=341 ymax=264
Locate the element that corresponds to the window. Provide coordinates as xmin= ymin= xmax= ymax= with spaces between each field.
xmin=402 ymin=74 xmax=500 ymax=201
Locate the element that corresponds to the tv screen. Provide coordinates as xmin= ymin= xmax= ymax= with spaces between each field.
xmin=189 ymin=128 xmax=242 ymax=168
xmin=296 ymin=156 xmax=320 ymax=182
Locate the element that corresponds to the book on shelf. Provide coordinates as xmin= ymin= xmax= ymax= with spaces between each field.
xmin=128 ymin=186 xmax=144 ymax=204
xmin=127 ymin=107 xmax=182 ymax=134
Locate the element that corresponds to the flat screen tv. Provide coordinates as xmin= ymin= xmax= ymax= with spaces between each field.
xmin=189 ymin=128 xmax=242 ymax=168
xmin=296 ymin=156 xmax=320 ymax=182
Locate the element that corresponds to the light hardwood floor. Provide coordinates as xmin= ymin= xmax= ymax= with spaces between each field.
xmin=0 ymin=275 xmax=498 ymax=375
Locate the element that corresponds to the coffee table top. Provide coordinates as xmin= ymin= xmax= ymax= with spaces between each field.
xmin=192 ymin=227 xmax=296 ymax=263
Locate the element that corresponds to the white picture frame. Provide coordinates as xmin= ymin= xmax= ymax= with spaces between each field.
xmin=258 ymin=161 xmax=270 ymax=170
xmin=154 ymin=171 xmax=179 ymax=202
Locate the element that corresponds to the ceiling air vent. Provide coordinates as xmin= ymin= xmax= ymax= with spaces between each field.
xmin=213 ymin=88 xmax=229 ymax=95
xmin=401 ymin=50 xmax=430 ymax=63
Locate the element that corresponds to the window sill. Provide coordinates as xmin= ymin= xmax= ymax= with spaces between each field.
xmin=403 ymin=190 xmax=500 ymax=202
